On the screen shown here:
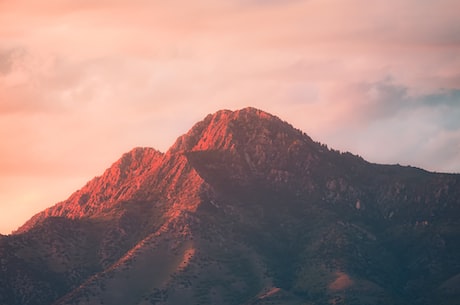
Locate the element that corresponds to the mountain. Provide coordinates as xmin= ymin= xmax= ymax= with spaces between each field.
xmin=1 ymin=107 xmax=460 ymax=305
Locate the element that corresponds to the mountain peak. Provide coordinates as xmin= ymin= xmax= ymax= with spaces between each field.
xmin=234 ymin=106 xmax=278 ymax=119
xmin=205 ymin=107 xmax=276 ymax=120
xmin=16 ymin=107 xmax=315 ymax=233
xmin=166 ymin=107 xmax=327 ymax=195
xmin=169 ymin=107 xmax=302 ymax=153
xmin=16 ymin=108 xmax=320 ymax=234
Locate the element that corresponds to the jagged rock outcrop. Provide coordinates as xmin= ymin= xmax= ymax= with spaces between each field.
xmin=2 ymin=107 xmax=460 ymax=305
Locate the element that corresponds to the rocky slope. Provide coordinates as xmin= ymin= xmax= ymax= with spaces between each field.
xmin=1 ymin=107 xmax=460 ymax=305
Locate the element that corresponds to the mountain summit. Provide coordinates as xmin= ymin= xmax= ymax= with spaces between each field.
xmin=17 ymin=107 xmax=317 ymax=233
xmin=2 ymin=107 xmax=460 ymax=305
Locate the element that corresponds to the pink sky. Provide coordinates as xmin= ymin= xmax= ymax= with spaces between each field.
xmin=1 ymin=0 xmax=460 ymax=234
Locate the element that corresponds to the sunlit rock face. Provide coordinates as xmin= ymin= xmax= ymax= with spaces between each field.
xmin=15 ymin=147 xmax=164 ymax=233
xmin=2 ymin=107 xmax=460 ymax=305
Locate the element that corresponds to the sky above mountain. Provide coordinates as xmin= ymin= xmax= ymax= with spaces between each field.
xmin=1 ymin=0 xmax=459 ymax=234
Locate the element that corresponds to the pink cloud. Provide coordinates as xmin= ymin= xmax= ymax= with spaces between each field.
xmin=1 ymin=0 xmax=459 ymax=233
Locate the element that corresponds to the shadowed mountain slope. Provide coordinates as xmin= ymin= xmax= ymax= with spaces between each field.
xmin=1 ymin=107 xmax=460 ymax=305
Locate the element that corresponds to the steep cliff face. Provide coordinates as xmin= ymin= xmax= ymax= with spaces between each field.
xmin=2 ymin=107 xmax=460 ymax=305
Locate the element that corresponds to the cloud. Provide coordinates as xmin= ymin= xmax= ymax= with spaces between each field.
xmin=318 ymin=83 xmax=460 ymax=172
xmin=0 ymin=47 xmax=24 ymax=75
xmin=0 ymin=0 xmax=460 ymax=233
